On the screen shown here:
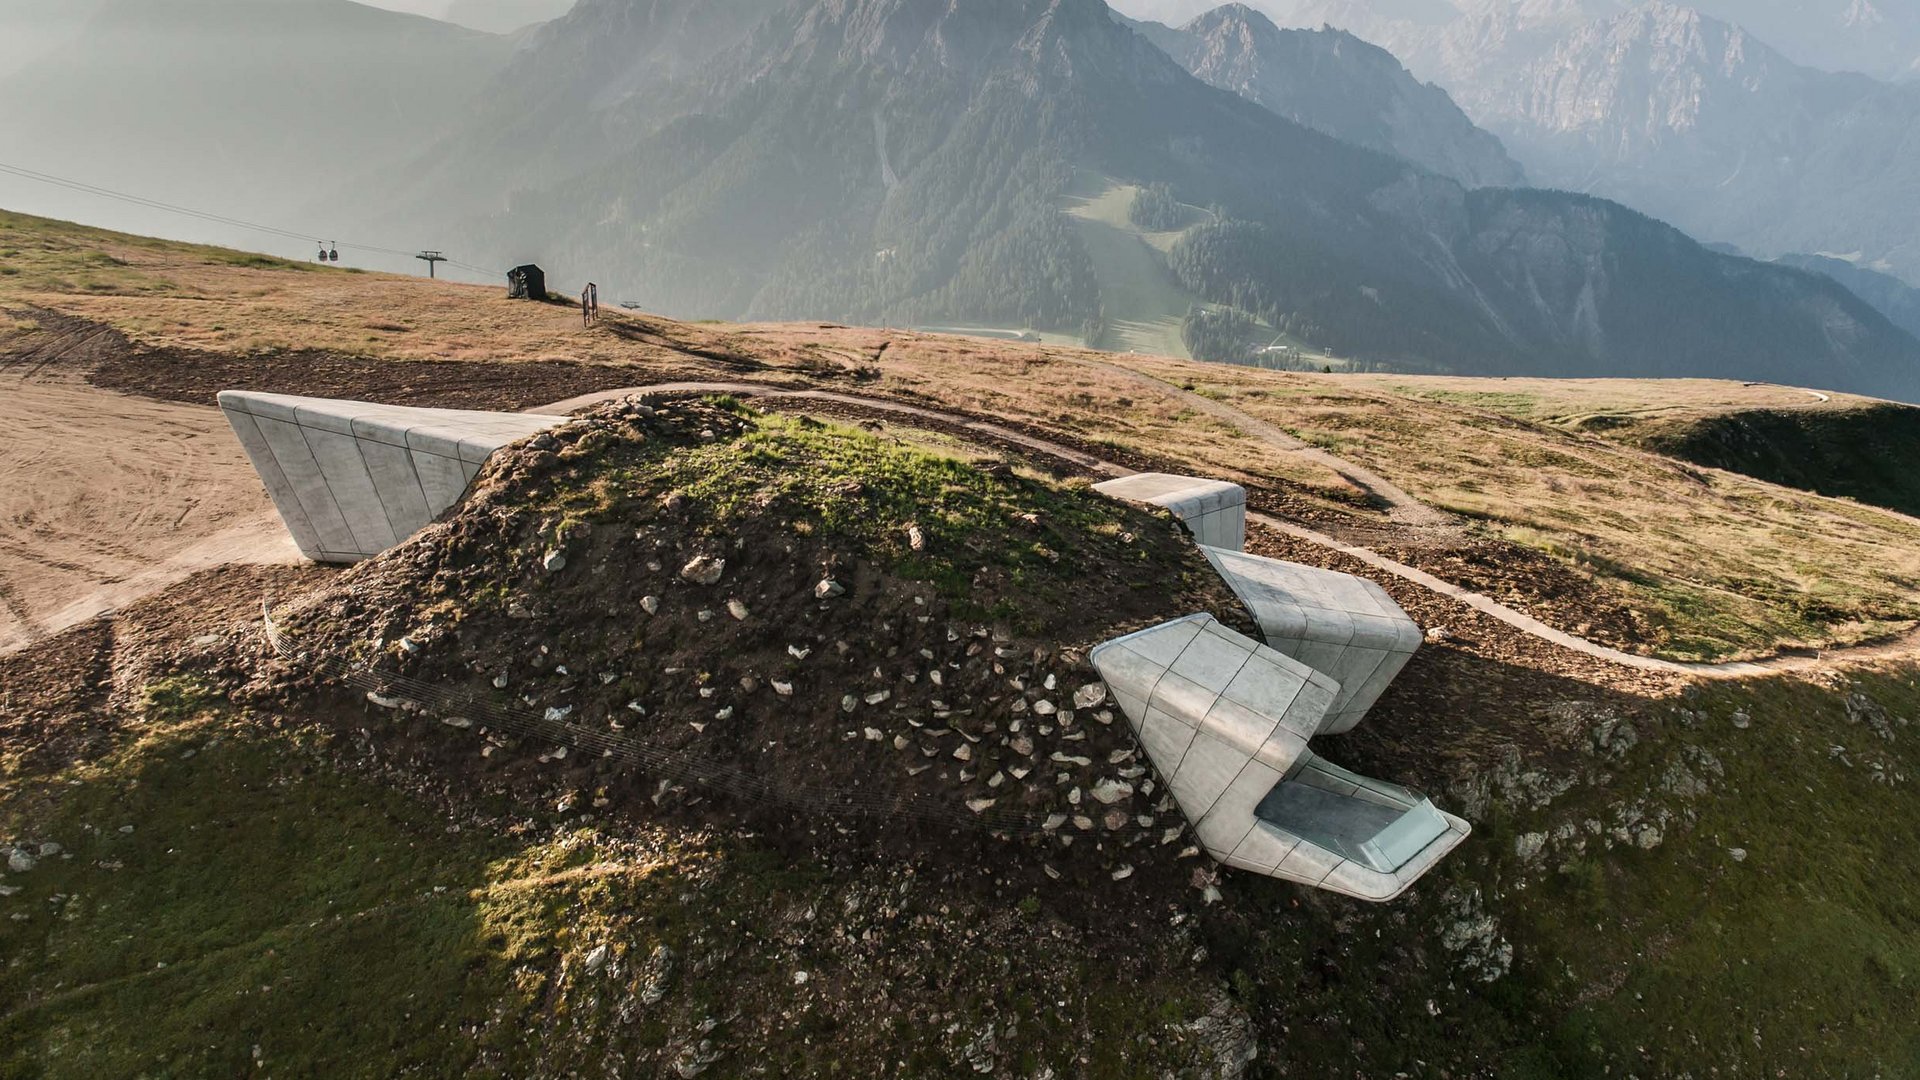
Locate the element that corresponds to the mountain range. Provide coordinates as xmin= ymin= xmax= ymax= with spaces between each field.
xmin=3 ymin=0 xmax=1918 ymax=400
xmin=1441 ymin=3 xmax=1920 ymax=287
xmin=1121 ymin=4 xmax=1524 ymax=187
xmin=1162 ymin=0 xmax=1920 ymax=82
xmin=1207 ymin=1 xmax=1920 ymax=289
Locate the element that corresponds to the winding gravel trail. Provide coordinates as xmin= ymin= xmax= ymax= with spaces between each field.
xmin=550 ymin=382 xmax=1920 ymax=679
xmin=1068 ymin=358 xmax=1458 ymax=530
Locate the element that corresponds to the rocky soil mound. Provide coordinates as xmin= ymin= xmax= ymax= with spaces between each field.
xmin=266 ymin=395 xmax=1254 ymax=894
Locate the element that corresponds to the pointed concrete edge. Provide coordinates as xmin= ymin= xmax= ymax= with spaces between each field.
xmin=1092 ymin=614 xmax=1467 ymax=902
xmin=1199 ymin=544 xmax=1422 ymax=736
xmin=218 ymin=391 xmax=569 ymax=564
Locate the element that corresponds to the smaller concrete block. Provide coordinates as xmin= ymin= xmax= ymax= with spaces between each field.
xmin=1094 ymin=473 xmax=1248 ymax=551
xmin=253 ymin=415 xmax=360 ymax=556
xmin=221 ymin=405 xmax=323 ymax=558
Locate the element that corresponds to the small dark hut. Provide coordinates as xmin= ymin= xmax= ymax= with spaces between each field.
xmin=507 ymin=264 xmax=546 ymax=301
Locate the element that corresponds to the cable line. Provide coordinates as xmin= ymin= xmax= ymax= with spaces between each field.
xmin=0 ymin=159 xmax=503 ymax=274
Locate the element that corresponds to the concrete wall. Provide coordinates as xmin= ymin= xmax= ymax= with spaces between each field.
xmin=1201 ymin=546 xmax=1423 ymax=736
xmin=1093 ymin=614 xmax=1468 ymax=902
xmin=218 ymin=391 xmax=567 ymax=563
xmin=1093 ymin=474 xmax=1246 ymax=551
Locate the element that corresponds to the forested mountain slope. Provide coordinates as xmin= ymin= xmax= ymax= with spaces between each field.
xmin=376 ymin=0 xmax=1920 ymax=398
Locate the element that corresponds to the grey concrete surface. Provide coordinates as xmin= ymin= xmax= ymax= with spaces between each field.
xmin=1093 ymin=473 xmax=1247 ymax=550
xmin=1200 ymin=545 xmax=1423 ymax=735
xmin=1093 ymin=614 xmax=1469 ymax=901
xmin=218 ymin=391 xmax=567 ymax=563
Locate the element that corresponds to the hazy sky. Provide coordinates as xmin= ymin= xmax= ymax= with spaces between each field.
xmin=357 ymin=0 xmax=453 ymax=15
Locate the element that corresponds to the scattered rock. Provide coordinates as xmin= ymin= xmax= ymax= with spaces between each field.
xmin=814 ymin=579 xmax=846 ymax=600
xmin=641 ymin=596 xmax=661 ymax=615
xmin=906 ymin=524 xmax=926 ymax=551
xmin=680 ymin=555 xmax=726 ymax=586
xmin=967 ymin=798 xmax=997 ymax=814
xmin=584 ymin=944 xmax=611 ymax=975
xmin=542 ymin=550 xmax=568 ymax=573
xmin=6 ymin=850 xmax=34 ymax=874
xmin=1073 ymin=683 xmax=1108 ymax=710
xmin=1089 ymin=778 xmax=1134 ymax=805
xmin=1513 ymin=832 xmax=1548 ymax=865
xmin=1110 ymin=865 xmax=1135 ymax=881
xmin=636 ymin=944 xmax=675 ymax=1005
xmin=1731 ymin=710 xmax=1752 ymax=730
xmin=1730 ymin=847 xmax=1748 ymax=863
xmin=727 ymin=599 xmax=750 ymax=621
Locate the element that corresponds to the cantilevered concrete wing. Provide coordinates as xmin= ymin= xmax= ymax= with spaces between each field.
xmin=218 ymin=391 xmax=568 ymax=563
xmin=1093 ymin=474 xmax=1246 ymax=551
xmin=1092 ymin=615 xmax=1468 ymax=901
xmin=1200 ymin=546 xmax=1423 ymax=736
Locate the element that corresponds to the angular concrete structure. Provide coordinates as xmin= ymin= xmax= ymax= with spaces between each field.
xmin=1093 ymin=615 xmax=1467 ymax=901
xmin=1093 ymin=474 xmax=1246 ymax=551
xmin=218 ymin=391 xmax=567 ymax=563
xmin=1200 ymin=546 xmax=1423 ymax=735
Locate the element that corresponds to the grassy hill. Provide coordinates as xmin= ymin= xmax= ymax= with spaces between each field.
xmin=4 ymin=402 xmax=1920 ymax=1076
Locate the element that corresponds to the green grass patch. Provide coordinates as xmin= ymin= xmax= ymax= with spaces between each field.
xmin=531 ymin=409 xmax=1168 ymax=632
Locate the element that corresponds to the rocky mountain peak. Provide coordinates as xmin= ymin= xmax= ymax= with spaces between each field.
xmin=1144 ymin=2 xmax=1525 ymax=187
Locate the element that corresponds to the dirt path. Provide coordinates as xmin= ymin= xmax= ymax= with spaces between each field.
xmin=1068 ymin=357 xmax=1459 ymax=531
xmin=554 ymin=382 xmax=1920 ymax=680
xmin=0 ymin=375 xmax=299 ymax=655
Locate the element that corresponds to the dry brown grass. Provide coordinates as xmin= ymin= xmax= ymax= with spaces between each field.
xmin=6 ymin=209 xmax=1917 ymax=661
xmin=1115 ymin=357 xmax=1920 ymax=661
